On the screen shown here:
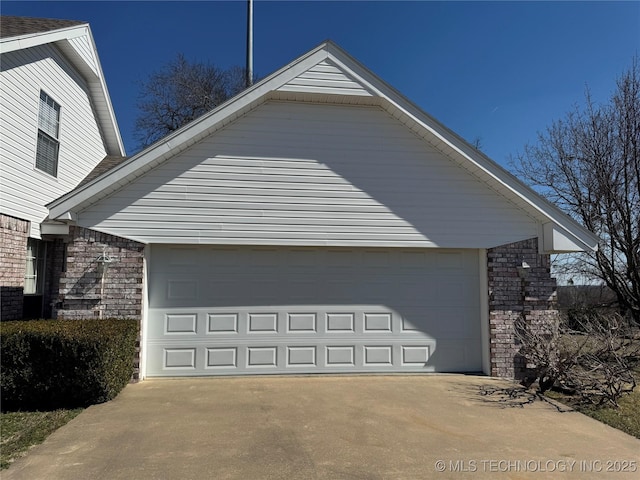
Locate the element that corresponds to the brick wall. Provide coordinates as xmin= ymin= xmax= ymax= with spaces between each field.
xmin=55 ymin=226 xmax=145 ymax=320
xmin=54 ymin=226 xmax=145 ymax=380
xmin=0 ymin=214 xmax=29 ymax=320
xmin=487 ymin=237 xmax=558 ymax=379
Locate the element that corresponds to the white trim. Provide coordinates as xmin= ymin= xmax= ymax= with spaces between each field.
xmin=478 ymin=248 xmax=490 ymax=375
xmin=139 ymin=245 xmax=150 ymax=380
xmin=543 ymin=222 xmax=593 ymax=253
xmin=40 ymin=221 xmax=69 ymax=236
xmin=81 ymin=27 xmax=125 ymax=156
xmin=0 ymin=25 xmax=87 ymax=54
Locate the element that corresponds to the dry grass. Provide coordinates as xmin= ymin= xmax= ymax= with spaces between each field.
xmin=580 ymin=389 xmax=640 ymax=438
xmin=0 ymin=409 xmax=82 ymax=469
xmin=546 ymin=363 xmax=640 ymax=439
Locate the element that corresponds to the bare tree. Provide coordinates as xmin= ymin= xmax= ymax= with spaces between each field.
xmin=511 ymin=58 xmax=640 ymax=324
xmin=469 ymin=136 xmax=483 ymax=151
xmin=134 ymin=54 xmax=248 ymax=149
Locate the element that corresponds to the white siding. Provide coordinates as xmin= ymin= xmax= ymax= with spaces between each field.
xmin=67 ymin=36 xmax=98 ymax=77
xmin=0 ymin=44 xmax=107 ymax=238
xmin=78 ymin=101 xmax=538 ymax=248
xmin=277 ymin=59 xmax=373 ymax=97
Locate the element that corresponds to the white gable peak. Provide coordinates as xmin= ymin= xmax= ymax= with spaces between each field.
xmin=277 ymin=58 xmax=375 ymax=97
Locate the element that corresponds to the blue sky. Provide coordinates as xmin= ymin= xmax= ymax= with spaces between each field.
xmin=3 ymin=1 xmax=639 ymax=168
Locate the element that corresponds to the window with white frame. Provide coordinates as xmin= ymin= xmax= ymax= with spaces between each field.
xmin=24 ymin=238 xmax=46 ymax=295
xmin=35 ymin=91 xmax=61 ymax=177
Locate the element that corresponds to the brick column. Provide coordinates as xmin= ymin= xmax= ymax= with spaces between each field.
xmin=0 ymin=214 xmax=29 ymax=320
xmin=487 ymin=238 xmax=558 ymax=379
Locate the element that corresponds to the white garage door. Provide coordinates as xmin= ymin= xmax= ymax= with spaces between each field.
xmin=145 ymin=246 xmax=482 ymax=376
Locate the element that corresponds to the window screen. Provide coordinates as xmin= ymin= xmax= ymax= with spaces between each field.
xmin=35 ymin=91 xmax=61 ymax=176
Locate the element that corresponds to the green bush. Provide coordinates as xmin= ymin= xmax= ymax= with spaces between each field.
xmin=1 ymin=318 xmax=138 ymax=411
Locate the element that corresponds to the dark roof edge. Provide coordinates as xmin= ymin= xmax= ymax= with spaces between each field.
xmin=0 ymin=16 xmax=85 ymax=39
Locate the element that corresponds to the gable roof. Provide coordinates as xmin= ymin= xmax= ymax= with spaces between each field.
xmin=47 ymin=40 xmax=598 ymax=253
xmin=0 ymin=15 xmax=124 ymax=156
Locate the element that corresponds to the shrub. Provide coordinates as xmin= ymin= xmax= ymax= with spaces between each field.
xmin=516 ymin=310 xmax=639 ymax=408
xmin=1 ymin=318 xmax=138 ymax=411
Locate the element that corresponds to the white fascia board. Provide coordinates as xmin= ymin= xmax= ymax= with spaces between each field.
xmin=83 ymin=25 xmax=125 ymax=156
xmin=325 ymin=44 xmax=396 ymax=98
xmin=0 ymin=24 xmax=88 ymax=53
xmin=55 ymin=29 xmax=125 ymax=156
xmin=54 ymin=39 xmax=98 ymax=80
xmin=40 ymin=221 xmax=70 ymax=236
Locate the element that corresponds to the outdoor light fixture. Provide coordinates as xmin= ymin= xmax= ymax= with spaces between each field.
xmin=96 ymin=247 xmax=117 ymax=275
xmin=95 ymin=247 xmax=119 ymax=319
xmin=517 ymin=261 xmax=531 ymax=279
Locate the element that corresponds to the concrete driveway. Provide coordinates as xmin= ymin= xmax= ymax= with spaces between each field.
xmin=5 ymin=375 xmax=640 ymax=479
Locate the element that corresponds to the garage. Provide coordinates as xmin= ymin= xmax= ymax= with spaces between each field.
xmin=47 ymin=42 xmax=598 ymax=379
xmin=145 ymin=245 xmax=482 ymax=376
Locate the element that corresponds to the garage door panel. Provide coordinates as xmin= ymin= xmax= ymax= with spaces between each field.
xmin=247 ymin=347 xmax=278 ymax=367
xmin=146 ymin=340 xmax=442 ymax=375
xmin=165 ymin=313 xmax=198 ymax=334
xmin=287 ymin=313 xmax=317 ymax=332
xmin=206 ymin=347 xmax=237 ymax=368
xmin=247 ymin=313 xmax=279 ymax=333
xmin=282 ymin=280 xmax=319 ymax=301
xmin=364 ymin=313 xmax=392 ymax=332
xmin=287 ymin=346 xmax=317 ymax=367
xmin=165 ymin=247 xmax=200 ymax=269
xmin=402 ymin=345 xmax=430 ymax=366
xmin=401 ymin=307 xmax=479 ymax=336
xmin=208 ymin=313 xmax=238 ymax=333
xmin=363 ymin=345 xmax=393 ymax=366
xmin=326 ymin=313 xmax=355 ymax=332
xmin=147 ymin=246 xmax=481 ymax=376
xmin=167 ymin=279 xmax=198 ymax=301
xmin=164 ymin=348 xmax=197 ymax=369
xmin=149 ymin=307 xmax=464 ymax=340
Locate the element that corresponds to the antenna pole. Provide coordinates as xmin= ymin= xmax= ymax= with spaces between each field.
xmin=246 ymin=0 xmax=253 ymax=87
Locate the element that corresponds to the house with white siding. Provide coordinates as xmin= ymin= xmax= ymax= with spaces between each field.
xmin=1 ymin=26 xmax=598 ymax=380
xmin=46 ymin=41 xmax=598 ymax=380
xmin=0 ymin=16 xmax=125 ymax=319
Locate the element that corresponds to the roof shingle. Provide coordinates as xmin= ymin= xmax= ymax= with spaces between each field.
xmin=0 ymin=16 xmax=84 ymax=39
xmin=77 ymin=155 xmax=129 ymax=188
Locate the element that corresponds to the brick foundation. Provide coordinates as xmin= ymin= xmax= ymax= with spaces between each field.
xmin=487 ymin=238 xmax=558 ymax=379
xmin=0 ymin=214 xmax=29 ymax=320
